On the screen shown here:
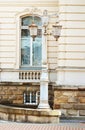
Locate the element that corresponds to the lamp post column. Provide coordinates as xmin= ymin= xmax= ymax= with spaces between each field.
xmin=38 ymin=26 xmax=50 ymax=109
xmin=38 ymin=68 xmax=50 ymax=109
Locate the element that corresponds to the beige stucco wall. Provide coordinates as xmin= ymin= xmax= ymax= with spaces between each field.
xmin=57 ymin=0 xmax=85 ymax=85
xmin=0 ymin=0 xmax=85 ymax=85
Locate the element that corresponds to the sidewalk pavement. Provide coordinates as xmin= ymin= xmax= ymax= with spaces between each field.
xmin=0 ymin=120 xmax=84 ymax=130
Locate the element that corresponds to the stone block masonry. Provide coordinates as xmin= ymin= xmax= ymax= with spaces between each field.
xmin=0 ymin=83 xmax=39 ymax=107
xmin=53 ymin=85 xmax=85 ymax=117
xmin=0 ymin=83 xmax=85 ymax=118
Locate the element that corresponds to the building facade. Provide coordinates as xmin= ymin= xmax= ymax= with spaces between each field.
xmin=0 ymin=0 xmax=85 ymax=117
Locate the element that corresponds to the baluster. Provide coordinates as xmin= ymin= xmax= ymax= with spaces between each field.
xmin=30 ymin=72 xmax=32 ymax=80
xmin=38 ymin=72 xmax=40 ymax=79
xmin=27 ymin=72 xmax=29 ymax=79
xmin=23 ymin=72 xmax=25 ymax=79
xmin=36 ymin=72 xmax=38 ymax=79
xmin=19 ymin=72 xmax=21 ymax=79
xmin=33 ymin=72 xmax=35 ymax=79
xmin=38 ymin=72 xmax=39 ymax=79
xmin=25 ymin=72 xmax=27 ymax=79
xmin=28 ymin=72 xmax=30 ymax=79
xmin=21 ymin=72 xmax=23 ymax=79
xmin=35 ymin=72 xmax=37 ymax=79
xmin=32 ymin=72 xmax=33 ymax=79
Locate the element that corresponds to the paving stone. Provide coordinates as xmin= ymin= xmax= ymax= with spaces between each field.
xmin=0 ymin=121 xmax=84 ymax=130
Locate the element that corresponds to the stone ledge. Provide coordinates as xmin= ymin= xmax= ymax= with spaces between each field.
xmin=60 ymin=116 xmax=85 ymax=120
xmin=0 ymin=105 xmax=61 ymax=123
xmin=0 ymin=82 xmax=23 ymax=86
xmin=0 ymin=82 xmax=40 ymax=86
xmin=53 ymin=85 xmax=85 ymax=91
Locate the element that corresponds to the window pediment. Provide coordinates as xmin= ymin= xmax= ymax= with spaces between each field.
xmin=16 ymin=8 xmax=43 ymax=19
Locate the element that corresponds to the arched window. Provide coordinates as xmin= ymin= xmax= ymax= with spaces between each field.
xmin=21 ymin=16 xmax=42 ymax=67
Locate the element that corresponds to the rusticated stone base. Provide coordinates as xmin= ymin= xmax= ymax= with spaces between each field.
xmin=0 ymin=105 xmax=61 ymax=123
xmin=0 ymin=83 xmax=39 ymax=107
xmin=53 ymin=85 xmax=85 ymax=117
xmin=0 ymin=83 xmax=85 ymax=118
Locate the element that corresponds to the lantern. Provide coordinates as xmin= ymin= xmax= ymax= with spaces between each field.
xmin=29 ymin=22 xmax=38 ymax=41
xmin=52 ymin=24 xmax=62 ymax=41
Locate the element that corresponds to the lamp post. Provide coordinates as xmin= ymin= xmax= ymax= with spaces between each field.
xmin=28 ymin=10 xmax=62 ymax=109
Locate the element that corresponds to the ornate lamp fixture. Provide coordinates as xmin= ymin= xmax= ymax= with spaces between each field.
xmin=29 ymin=22 xmax=38 ymax=41
xmin=29 ymin=9 xmax=62 ymax=41
xmin=42 ymin=10 xmax=62 ymax=41
xmin=52 ymin=23 xmax=62 ymax=41
xmin=29 ymin=15 xmax=38 ymax=41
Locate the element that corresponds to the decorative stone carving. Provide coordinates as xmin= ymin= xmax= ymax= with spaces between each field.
xmin=16 ymin=8 xmax=42 ymax=17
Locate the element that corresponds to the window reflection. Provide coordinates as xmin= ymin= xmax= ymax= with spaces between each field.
xmin=32 ymin=36 xmax=42 ymax=66
xmin=21 ymin=29 xmax=30 ymax=37
xmin=21 ymin=38 xmax=30 ymax=65
xmin=21 ymin=16 xmax=42 ymax=67
xmin=22 ymin=16 xmax=42 ymax=26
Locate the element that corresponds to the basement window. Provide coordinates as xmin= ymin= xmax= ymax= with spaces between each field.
xmin=24 ymin=91 xmax=40 ymax=105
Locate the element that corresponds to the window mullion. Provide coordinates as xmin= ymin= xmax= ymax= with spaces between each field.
xmin=30 ymin=92 xmax=32 ymax=103
xmin=30 ymin=38 xmax=32 ymax=66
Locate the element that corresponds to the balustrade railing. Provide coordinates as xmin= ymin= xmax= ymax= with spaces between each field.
xmin=19 ymin=71 xmax=41 ymax=80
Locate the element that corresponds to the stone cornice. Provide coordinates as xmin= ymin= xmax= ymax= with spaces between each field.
xmin=0 ymin=0 xmax=58 ymax=7
xmin=0 ymin=0 xmax=57 ymax=1
xmin=53 ymin=85 xmax=85 ymax=91
xmin=56 ymin=66 xmax=85 ymax=72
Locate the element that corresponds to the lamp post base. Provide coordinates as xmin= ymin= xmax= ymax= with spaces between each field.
xmin=38 ymin=103 xmax=50 ymax=109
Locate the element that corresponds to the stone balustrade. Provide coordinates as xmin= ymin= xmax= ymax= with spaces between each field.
xmin=19 ymin=71 xmax=41 ymax=81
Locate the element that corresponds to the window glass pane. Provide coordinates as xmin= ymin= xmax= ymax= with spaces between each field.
xmin=22 ymin=16 xmax=33 ymax=26
xmin=21 ymin=29 xmax=30 ymax=37
xmin=21 ymin=38 xmax=30 ymax=65
xmin=22 ymin=16 xmax=42 ymax=26
xmin=31 ymin=92 xmax=36 ymax=103
xmin=34 ymin=16 xmax=42 ymax=26
xmin=25 ymin=92 xmax=30 ymax=103
xmin=32 ymin=36 xmax=42 ymax=66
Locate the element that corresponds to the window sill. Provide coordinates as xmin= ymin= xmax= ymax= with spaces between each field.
xmin=20 ymin=66 xmax=45 ymax=70
xmin=24 ymin=103 xmax=38 ymax=105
